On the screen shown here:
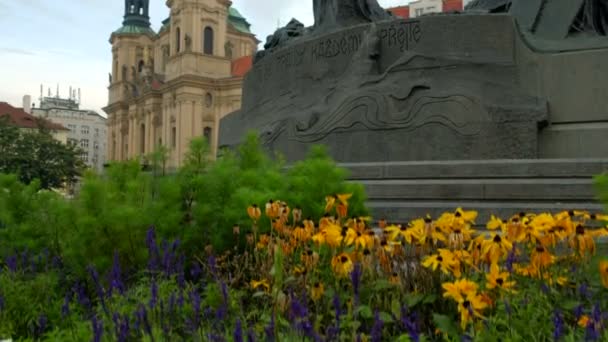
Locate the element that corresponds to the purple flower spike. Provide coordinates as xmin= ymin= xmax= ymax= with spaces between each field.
xmin=234 ymin=319 xmax=243 ymax=342
xmin=552 ymin=309 xmax=564 ymax=341
xmin=351 ymin=263 xmax=362 ymax=307
xmin=371 ymin=309 xmax=384 ymax=342
xmin=92 ymin=315 xmax=103 ymax=342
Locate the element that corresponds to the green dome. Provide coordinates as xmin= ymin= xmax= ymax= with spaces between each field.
xmin=228 ymin=6 xmax=252 ymax=34
xmin=113 ymin=25 xmax=156 ymax=36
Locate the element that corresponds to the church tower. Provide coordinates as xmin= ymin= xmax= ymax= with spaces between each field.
xmin=107 ymin=0 xmax=156 ymax=161
xmin=123 ymin=0 xmax=151 ymax=28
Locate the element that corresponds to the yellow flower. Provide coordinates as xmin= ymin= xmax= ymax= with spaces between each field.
xmin=292 ymin=225 xmax=311 ymax=242
xmin=600 ymin=260 xmax=608 ymax=288
xmin=331 ymin=253 xmax=354 ymax=278
xmin=293 ymin=266 xmax=307 ymax=277
xmin=324 ymin=195 xmax=337 ymax=213
xmin=486 ymin=215 xmax=504 ymax=231
xmin=442 ymin=279 xmax=479 ymax=302
xmin=389 ymin=272 xmax=401 ymax=285
xmin=337 ymin=193 xmax=352 ymax=206
xmin=531 ymin=244 xmax=555 ymax=269
xmin=311 ymin=282 xmax=324 ymax=301
xmin=265 ymin=200 xmax=280 ymax=218
xmin=578 ymin=315 xmax=591 ymax=328
xmin=250 ymin=279 xmax=270 ymax=292
xmin=481 ymin=233 xmax=513 ymax=265
xmin=569 ymin=224 xmax=596 ymax=257
xmin=486 ymin=264 xmax=517 ymax=293
xmin=302 ymin=249 xmax=319 ymax=269
xmin=385 ymin=224 xmax=414 ymax=243
xmin=247 ymin=204 xmax=261 ymax=221
xmin=325 ymin=224 xmax=356 ymax=247
xmin=456 ymin=293 xmax=488 ymax=330
xmin=455 ymin=208 xmax=478 ymax=223
xmin=422 ymin=249 xmax=462 ymax=278
xmin=256 ymin=234 xmax=271 ymax=250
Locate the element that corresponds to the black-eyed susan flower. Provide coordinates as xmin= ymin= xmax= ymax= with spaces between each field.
xmin=481 ymin=233 xmax=513 ymax=265
xmin=265 ymin=200 xmax=279 ymax=218
xmin=292 ymin=225 xmax=311 ymax=242
xmin=423 ymin=249 xmax=462 ymax=278
xmin=531 ymin=244 xmax=555 ymax=270
xmin=293 ymin=266 xmax=307 ymax=277
xmin=385 ymin=224 xmax=414 ymax=244
xmin=486 ymin=264 xmax=516 ymax=293
xmin=292 ymin=206 xmax=302 ymax=223
xmin=324 ymin=195 xmax=337 ymax=213
xmin=600 ymin=261 xmax=608 ymax=288
xmin=332 ymin=253 xmax=354 ymax=278
xmin=311 ymin=282 xmax=324 ymax=301
xmin=456 ymin=293 xmax=488 ymax=330
xmin=250 ymin=279 xmax=270 ymax=292
xmin=442 ymin=279 xmax=479 ymax=302
xmin=302 ymin=249 xmax=319 ymax=270
xmin=569 ymin=224 xmax=596 ymax=257
xmin=389 ymin=272 xmax=401 ymax=285
xmin=487 ymin=215 xmax=505 ymax=231
xmin=247 ymin=204 xmax=261 ymax=221
xmin=256 ymin=234 xmax=271 ymax=250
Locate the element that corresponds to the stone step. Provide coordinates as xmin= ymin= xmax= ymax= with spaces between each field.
xmin=340 ymin=158 xmax=608 ymax=180
xmin=367 ymin=200 xmax=605 ymax=225
xmin=357 ymin=178 xmax=598 ymax=201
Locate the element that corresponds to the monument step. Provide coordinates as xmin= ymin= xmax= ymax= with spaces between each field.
xmin=356 ymin=178 xmax=597 ymax=201
xmin=367 ymin=200 xmax=605 ymax=225
xmin=340 ymin=159 xmax=608 ymax=180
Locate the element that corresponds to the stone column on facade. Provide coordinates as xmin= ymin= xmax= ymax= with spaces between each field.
xmin=194 ymin=99 xmax=203 ymax=139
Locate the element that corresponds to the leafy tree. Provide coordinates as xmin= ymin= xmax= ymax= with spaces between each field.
xmin=0 ymin=117 xmax=85 ymax=189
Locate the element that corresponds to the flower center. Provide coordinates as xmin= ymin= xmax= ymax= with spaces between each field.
xmin=497 ymin=278 xmax=504 ymax=286
xmin=340 ymin=256 xmax=348 ymax=263
xmin=493 ymin=235 xmax=502 ymax=243
xmin=576 ymin=225 xmax=585 ymax=235
xmin=437 ymin=256 xmax=444 ymax=262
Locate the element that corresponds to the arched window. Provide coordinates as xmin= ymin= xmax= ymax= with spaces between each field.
xmin=204 ymin=27 xmax=214 ymax=55
xmin=140 ymin=124 xmax=146 ymax=154
xmin=203 ymin=127 xmax=212 ymax=142
xmin=176 ymin=27 xmax=181 ymax=53
xmin=138 ymin=60 xmax=145 ymax=73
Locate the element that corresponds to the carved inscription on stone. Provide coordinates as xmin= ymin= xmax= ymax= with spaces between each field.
xmin=379 ymin=20 xmax=422 ymax=52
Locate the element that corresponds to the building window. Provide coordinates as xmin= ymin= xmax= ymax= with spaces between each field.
xmin=204 ymin=26 xmax=214 ymax=55
xmin=176 ymin=27 xmax=181 ymax=53
xmin=140 ymin=124 xmax=146 ymax=154
xmin=81 ymin=125 xmax=89 ymax=135
xmin=67 ymin=124 xmax=76 ymax=132
xmin=68 ymin=138 xmax=78 ymax=146
xmin=94 ymin=128 xmax=99 ymax=136
xmin=138 ymin=60 xmax=145 ymax=73
xmin=203 ymin=126 xmax=212 ymax=142
xmin=94 ymin=141 xmax=99 ymax=150
xmin=81 ymin=139 xmax=89 ymax=149
xmin=415 ymin=8 xmax=423 ymax=16
xmin=81 ymin=152 xmax=89 ymax=162
xmin=171 ymin=126 xmax=177 ymax=148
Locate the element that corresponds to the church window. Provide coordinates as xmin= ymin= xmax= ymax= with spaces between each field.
xmin=171 ymin=126 xmax=177 ymax=148
xmin=203 ymin=126 xmax=212 ymax=141
xmin=140 ymin=124 xmax=146 ymax=154
xmin=204 ymin=27 xmax=214 ymax=55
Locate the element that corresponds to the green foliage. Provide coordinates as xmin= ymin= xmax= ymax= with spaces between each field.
xmin=0 ymin=271 xmax=63 ymax=339
xmin=284 ymin=145 xmax=368 ymax=219
xmin=0 ymin=116 xmax=85 ymax=189
xmin=595 ymin=173 xmax=608 ymax=210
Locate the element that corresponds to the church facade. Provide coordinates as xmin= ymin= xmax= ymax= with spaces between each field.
xmin=104 ymin=0 xmax=258 ymax=168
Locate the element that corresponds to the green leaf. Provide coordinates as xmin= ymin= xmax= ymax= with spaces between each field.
xmin=405 ymin=293 xmax=425 ymax=308
xmin=379 ymin=311 xmax=395 ymax=323
xmin=433 ymin=314 xmax=460 ymax=338
xmin=397 ymin=334 xmax=412 ymax=342
xmin=355 ymin=305 xmax=373 ymax=319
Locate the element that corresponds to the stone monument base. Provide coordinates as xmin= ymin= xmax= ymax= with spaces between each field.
xmin=342 ymin=159 xmax=607 ymax=223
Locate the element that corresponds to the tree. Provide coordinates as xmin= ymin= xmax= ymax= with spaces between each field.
xmin=0 ymin=117 xmax=85 ymax=189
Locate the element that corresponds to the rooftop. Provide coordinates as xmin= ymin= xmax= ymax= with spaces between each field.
xmin=228 ymin=7 xmax=253 ymax=34
xmin=0 ymin=102 xmax=68 ymax=131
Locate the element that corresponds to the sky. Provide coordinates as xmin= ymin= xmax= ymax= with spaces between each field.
xmin=0 ymin=0 xmax=408 ymax=115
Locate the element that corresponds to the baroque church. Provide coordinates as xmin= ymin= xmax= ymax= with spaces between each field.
xmin=104 ymin=0 xmax=258 ymax=167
